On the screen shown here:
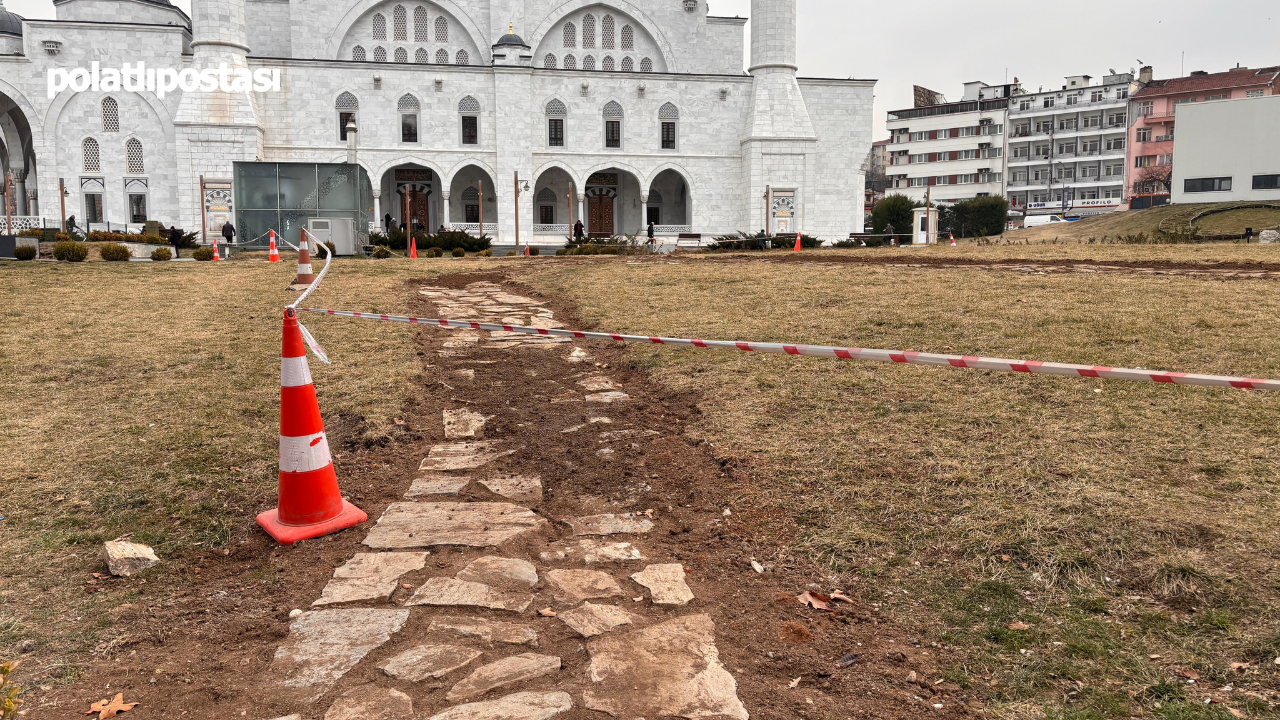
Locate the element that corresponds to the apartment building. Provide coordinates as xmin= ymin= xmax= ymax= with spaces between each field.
xmin=1005 ymin=73 xmax=1133 ymax=218
xmin=1129 ymin=65 xmax=1279 ymax=207
xmin=885 ymin=81 xmax=1016 ymax=205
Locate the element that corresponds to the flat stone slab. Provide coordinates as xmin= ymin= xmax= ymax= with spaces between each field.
xmin=478 ymin=474 xmax=543 ymax=504
xmin=419 ymin=442 xmax=516 ymax=472
xmin=567 ymin=514 xmax=654 ymax=537
xmin=324 ymin=686 xmax=413 ymax=720
xmin=456 ymin=557 xmax=539 ymax=588
xmin=380 ymin=645 xmax=485 ymax=682
xmin=540 ymin=540 xmax=644 ymax=564
xmin=428 ymin=617 xmax=538 ymax=646
xmin=406 ymin=474 xmax=472 ymax=498
xmin=428 ymin=691 xmax=573 ymax=720
xmin=543 ymin=569 xmax=623 ymax=604
xmin=444 ymin=409 xmax=489 ymax=440
xmin=583 ymin=615 xmax=747 ymax=720
xmin=270 ymin=609 xmax=410 ymax=701
xmin=567 ymin=348 xmax=592 ymax=364
xmin=407 ymin=577 xmax=534 ymax=613
xmin=102 ymin=540 xmax=159 ymax=577
xmin=577 ymin=376 xmax=619 ymax=392
xmin=364 ymin=502 xmax=547 ymax=549
xmin=313 ymin=552 xmax=429 ymax=606
xmin=631 ymin=564 xmax=695 ymax=606
xmin=447 ymin=653 xmax=562 ymax=701
xmin=585 ymin=392 xmax=630 ymax=403
xmin=558 ymin=603 xmax=637 ymax=638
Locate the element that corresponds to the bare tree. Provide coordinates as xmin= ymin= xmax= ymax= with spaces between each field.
xmin=1132 ymin=165 xmax=1172 ymax=194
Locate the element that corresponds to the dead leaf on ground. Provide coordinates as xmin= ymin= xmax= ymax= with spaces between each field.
xmin=1000 ymin=555 xmax=1011 ymax=562
xmin=537 ymin=608 xmax=557 ymax=617
xmin=797 ymin=591 xmax=832 ymax=611
xmin=1230 ymin=662 xmax=1250 ymax=671
xmin=788 ymin=677 xmax=802 ymax=689
xmin=1008 ymin=622 xmax=1032 ymax=631
xmin=1228 ymin=708 xmax=1245 ymax=718
xmin=85 ymin=693 xmax=139 ymax=719
xmin=830 ymin=591 xmax=854 ymax=604
xmin=1176 ymin=668 xmax=1200 ymax=680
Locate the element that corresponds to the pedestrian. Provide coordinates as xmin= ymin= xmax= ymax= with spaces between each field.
xmin=66 ymin=215 xmax=77 ymax=235
xmin=884 ymin=222 xmax=896 ymax=247
xmin=383 ymin=213 xmax=393 ymax=233
xmin=573 ymin=220 xmax=585 ymax=241
xmin=646 ymin=221 xmax=656 ymax=245
xmin=169 ymin=225 xmax=183 ymax=258
xmin=755 ymin=228 xmax=766 ymax=251
xmin=221 ymin=220 xmax=235 ymax=245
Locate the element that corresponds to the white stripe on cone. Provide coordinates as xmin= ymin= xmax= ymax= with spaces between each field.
xmin=279 ymin=431 xmax=333 ymax=474
xmin=297 ymin=264 xmax=313 ymax=275
xmin=281 ymin=356 xmax=313 ymax=388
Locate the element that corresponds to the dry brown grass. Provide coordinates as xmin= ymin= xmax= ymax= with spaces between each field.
xmin=0 ymin=255 xmax=495 ymax=675
xmin=526 ymin=258 xmax=1280 ymax=719
xmin=820 ymin=241 xmax=1280 ymax=265
xmin=1002 ymin=202 xmax=1280 ymax=244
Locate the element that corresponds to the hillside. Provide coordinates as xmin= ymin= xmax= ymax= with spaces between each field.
xmin=1006 ymin=201 xmax=1280 ymax=242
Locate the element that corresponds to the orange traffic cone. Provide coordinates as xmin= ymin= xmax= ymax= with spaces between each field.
xmin=268 ymin=231 xmax=280 ymax=262
xmin=257 ymin=308 xmax=367 ymax=545
xmin=949 ymin=232 xmax=956 ymax=247
xmin=293 ymin=231 xmax=315 ymax=286
xmin=793 ymin=232 xmax=802 ymax=252
xmin=409 ymin=236 xmax=418 ymax=259
xmin=524 ymin=244 xmax=530 ymax=257
xmin=212 ymin=240 xmax=221 ymax=261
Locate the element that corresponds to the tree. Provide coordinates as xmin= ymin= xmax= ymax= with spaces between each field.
xmin=871 ymin=194 xmax=921 ymax=234
xmin=949 ymin=196 xmax=1009 ymax=238
xmin=1133 ymin=165 xmax=1172 ymax=195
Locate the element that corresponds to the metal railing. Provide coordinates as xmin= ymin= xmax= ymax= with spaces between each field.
xmin=0 ymin=216 xmax=46 ymax=234
xmin=533 ymin=224 xmax=571 ymax=234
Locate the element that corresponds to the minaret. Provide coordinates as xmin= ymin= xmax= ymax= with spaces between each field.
xmin=174 ymin=0 xmax=263 ymax=232
xmin=743 ymin=0 xmax=815 ymax=233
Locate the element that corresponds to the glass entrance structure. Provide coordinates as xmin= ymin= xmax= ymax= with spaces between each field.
xmin=234 ymin=162 xmax=373 ymax=248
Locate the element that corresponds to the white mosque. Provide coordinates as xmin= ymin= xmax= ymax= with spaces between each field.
xmin=0 ymin=0 xmax=874 ymax=247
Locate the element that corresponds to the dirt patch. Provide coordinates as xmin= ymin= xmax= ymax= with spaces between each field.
xmin=20 ymin=269 xmax=970 ymax=720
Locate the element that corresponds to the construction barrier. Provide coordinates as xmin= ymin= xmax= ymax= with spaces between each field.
xmin=294 ymin=308 xmax=1280 ymax=392
xmin=268 ymin=231 xmax=280 ymax=262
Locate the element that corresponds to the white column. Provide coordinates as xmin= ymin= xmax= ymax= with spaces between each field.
xmin=372 ymin=190 xmax=380 ymax=231
xmin=442 ymin=191 xmax=451 ymax=229
xmin=578 ymin=193 xmax=586 ymax=234
xmin=640 ymin=193 xmax=648 ymax=237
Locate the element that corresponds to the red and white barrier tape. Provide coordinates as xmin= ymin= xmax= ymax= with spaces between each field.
xmin=295 ymin=308 xmax=1280 ymax=391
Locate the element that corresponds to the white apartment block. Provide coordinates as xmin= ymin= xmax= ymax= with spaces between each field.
xmin=885 ymin=81 xmax=1015 ymax=205
xmin=1005 ymin=73 xmax=1132 ymax=217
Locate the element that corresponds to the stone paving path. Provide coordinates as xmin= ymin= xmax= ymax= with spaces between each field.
xmin=266 ymin=281 xmax=749 ymax=720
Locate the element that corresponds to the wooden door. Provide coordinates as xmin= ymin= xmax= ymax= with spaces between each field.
xmin=408 ymin=191 xmax=430 ymax=232
xmin=587 ymin=195 xmax=613 ymax=238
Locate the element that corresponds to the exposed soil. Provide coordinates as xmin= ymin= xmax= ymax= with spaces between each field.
xmin=23 ymin=270 xmax=978 ymax=720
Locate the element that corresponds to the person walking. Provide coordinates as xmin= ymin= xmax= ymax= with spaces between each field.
xmin=383 ymin=213 xmax=393 ymax=233
xmin=169 ymin=225 xmax=183 ymax=258
xmin=221 ymin=220 xmax=235 ymax=245
xmin=646 ymin=221 xmax=656 ymax=246
xmin=573 ymin=220 xmax=585 ymax=241
xmin=755 ymin=228 xmax=767 ymax=251
xmin=884 ymin=222 xmax=896 ymax=247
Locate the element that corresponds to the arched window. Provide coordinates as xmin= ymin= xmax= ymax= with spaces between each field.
xmin=414 ymin=6 xmax=428 ymax=41
xmin=459 ymin=96 xmax=480 ymax=145
xmin=659 ymin=102 xmax=679 ymax=149
xmin=546 ymin=99 xmax=567 ymax=116
xmin=621 ymin=24 xmax=634 ymax=50
xmin=582 ymin=14 xmax=596 ymax=49
xmin=415 ymin=48 xmax=428 ymax=63
xmin=603 ymin=101 xmax=623 ymax=149
xmin=537 ymin=187 xmax=558 ymax=224
xmin=640 ymin=57 xmax=653 ymax=73
xmin=601 ymin=56 xmax=614 ymax=71
xmin=398 ymin=94 xmax=419 ymax=143
xmin=371 ymin=13 xmax=386 ymax=40
xmin=544 ymin=53 xmax=558 ymax=69
xmin=392 ymin=5 xmax=407 ymax=41
xmin=546 ymin=99 xmax=567 ymax=147
xmin=101 ymin=97 xmax=119 ymax=133
xmin=455 ymin=49 xmax=469 ymax=65
xmin=398 ymin=93 xmax=420 ymax=111
xmin=562 ymin=22 xmax=576 ymax=48
xmin=621 ymin=57 xmax=633 ymax=72
xmin=537 ymin=188 xmax=558 ymax=203
xmin=462 ymin=186 xmax=481 ymax=222
xmin=81 ymin=137 xmax=100 ymax=173
xmin=335 ymin=91 xmax=358 ymax=141
xmin=648 ymin=190 xmax=663 ymax=205
xmin=434 ymin=16 xmax=448 ymax=42
xmin=601 ymin=15 xmax=615 ymax=49
xmin=125 ymin=137 xmax=144 ymax=174
xmin=583 ymin=55 xmax=596 ymax=71
xmin=563 ymin=54 xmax=577 ymax=70
xmin=435 ymin=48 xmax=449 ymax=64
xmin=352 ymin=45 xmax=366 ymax=61
xmin=372 ymin=46 xmax=387 ymax=62
xmin=394 ymin=47 xmax=408 ymax=63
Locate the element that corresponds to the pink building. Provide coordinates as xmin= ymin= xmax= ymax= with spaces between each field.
xmin=1128 ymin=65 xmax=1279 ymax=206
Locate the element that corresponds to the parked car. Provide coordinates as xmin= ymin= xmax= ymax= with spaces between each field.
xmin=1024 ymin=214 xmax=1069 ymax=228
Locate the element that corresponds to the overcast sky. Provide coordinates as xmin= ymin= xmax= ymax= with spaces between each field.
xmin=6 ymin=0 xmax=1276 ymax=137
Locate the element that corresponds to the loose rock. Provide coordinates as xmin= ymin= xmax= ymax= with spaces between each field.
xmin=313 ymin=552 xmax=428 ymax=606
xmin=444 ymin=409 xmax=488 ymax=440
xmin=631 ymin=564 xmax=695 ymax=606
xmin=323 ymin=686 xmax=413 ymax=720
xmin=407 ymin=577 xmax=534 ymax=612
xmin=577 ymin=376 xmax=619 ymax=392
xmin=585 ymin=392 xmax=630 ymax=403
xmin=543 ymin=569 xmax=624 ymax=604
xmin=270 ymin=609 xmax=410 ymax=701
xmin=456 ymin=557 xmax=539 ymax=588
xmin=477 ymin=474 xmax=543 ymax=504
xmin=406 ymin=475 xmax=472 ymax=498
xmin=380 ymin=645 xmax=484 ymax=682
xmin=419 ymin=442 xmax=516 ymax=472
xmin=446 ymin=654 xmax=562 ymax=701
xmin=101 ymin=540 xmax=160 ymax=577
xmin=558 ymin=603 xmax=637 ymax=638
xmin=428 ymin=617 xmax=538 ymax=646
xmin=427 ymin=691 xmax=573 ymax=720
xmin=363 ymin=502 xmax=546 ymax=549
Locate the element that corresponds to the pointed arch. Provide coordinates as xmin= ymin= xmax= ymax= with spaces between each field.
xmin=543 ymin=53 xmax=558 ymax=69
xmin=545 ymin=98 xmax=567 ymax=116
xmin=125 ymin=137 xmax=144 ymax=174
xmin=602 ymin=101 xmax=624 ymax=118
xmin=640 ymin=57 xmax=653 ymax=73
xmin=601 ymin=55 xmax=614 ymax=72
xmin=335 ymin=91 xmax=359 ymax=109
xmin=601 ymin=14 xmax=615 ymax=49
xmin=620 ymin=24 xmax=634 ymax=50
xmin=659 ymin=102 xmax=679 ymax=119
xmin=582 ymin=55 xmax=595 ymax=71
xmin=392 ymin=5 xmax=407 ymax=41
xmin=563 ymin=54 xmax=577 ymax=70
xmin=455 ymin=49 xmax=469 ymax=65
xmin=434 ymin=15 xmax=448 ymax=42
xmin=458 ymin=95 xmax=481 ymax=113
xmin=398 ymin=93 xmax=420 ymax=111
xmin=415 ymin=47 xmax=428 ymax=63
xmin=101 ymin=97 xmax=119 ymax=133
xmin=435 ymin=48 xmax=449 ymax=64
xmin=562 ymin=21 xmax=576 ymax=48
xmin=620 ymin=56 xmax=632 ymax=72
xmin=413 ymin=6 xmax=428 ymax=41
xmin=352 ymin=45 xmax=366 ymax=61
xmin=582 ymin=13 xmax=596 ymax=49
xmin=81 ymin=137 xmax=100 ymax=173
xmin=371 ymin=12 xmax=386 ymax=40
xmin=372 ymin=46 xmax=387 ymax=62
xmin=394 ymin=47 xmax=408 ymax=63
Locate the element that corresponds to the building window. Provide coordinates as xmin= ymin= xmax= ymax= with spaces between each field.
xmin=910 ymin=131 xmax=927 ymax=141
xmin=101 ymin=97 xmax=119 ymax=133
xmin=394 ymin=47 xmax=407 ymax=63
xmin=414 ymin=6 xmax=428 ymax=41
xmin=128 ymin=192 xmax=147 ymax=223
xmin=455 ymin=49 xmax=468 ymax=65
xmin=393 ymin=5 xmax=406 ymax=40
xmin=81 ymin=137 xmax=100 ymax=173
xmin=84 ymin=193 xmax=103 ymax=223
xmin=435 ymin=48 xmax=449 ymax=64
xmin=621 ymin=24 xmax=634 ymax=50
xmin=1059 ymin=118 xmax=1077 ymax=131
xmin=125 ymin=137 xmax=144 ymax=174
xmin=352 ymin=45 xmax=366 ymax=61
xmin=1106 ymin=137 xmax=1126 ymax=151
xmin=1105 ymin=189 xmax=1123 ymax=199
xmin=1081 ymin=139 xmax=1099 ymax=153
xmin=458 ymin=95 xmax=480 ymax=145
xmin=640 ymin=57 xmax=652 ymax=73
xmin=583 ymin=55 xmax=596 ymax=71
xmin=659 ymin=102 xmax=679 ymax=150
xmin=373 ymin=46 xmax=386 ymax=62
xmin=909 ymin=177 xmax=926 ymax=187
xmin=582 ymin=13 xmax=596 ymax=48
xmin=1058 ymin=143 xmax=1076 ymax=154
xmin=398 ymin=94 xmax=419 ymax=142
xmin=544 ymin=54 xmax=557 ymax=69
xmin=415 ymin=48 xmax=428 ymax=63
xmin=539 ymin=204 xmax=555 ymax=224
xmin=1246 ymin=90 xmax=1265 ymax=98
xmin=1157 ymin=154 xmax=1173 ymax=166
xmin=462 ymin=186 xmax=480 ymax=222
xmin=1253 ymin=174 xmax=1280 ymax=190
xmin=1091 ymin=90 xmax=1105 ymax=102
xmin=1107 ymin=112 xmax=1127 ymax=126
xmin=434 ymin=16 xmax=448 ymax=42
xmin=601 ymin=15 xmax=615 ymax=49
xmin=563 ymin=21 xmax=576 ymax=47
xmin=1019 ymin=99 xmax=1031 ymax=111
xmin=546 ymin=99 xmax=567 ymax=147
xmin=1043 ymin=97 xmax=1055 ymax=108
xmin=335 ymin=91 xmax=358 ymax=141
xmin=1067 ymin=95 xmax=1079 ymax=106
xmin=957 ymin=126 xmax=976 ymax=137
xmin=602 ymin=101 xmax=624 ymax=148
xmin=1135 ymin=155 xmax=1153 ymax=168
xmin=1205 ymin=94 xmax=1227 ymax=101
xmin=563 ymin=54 xmax=577 ymax=70
xmin=372 ymin=13 xmax=386 ymax=40
xmin=1184 ymin=177 xmax=1232 ymax=193
xmin=1117 ymin=89 xmax=1129 ymax=99
xmin=621 ymin=57 xmax=633 ymax=72
xmin=1136 ymin=127 xmax=1151 ymax=142
xmin=1083 ymin=115 xmax=1101 ymax=128
xmin=601 ymin=56 xmax=614 ymax=71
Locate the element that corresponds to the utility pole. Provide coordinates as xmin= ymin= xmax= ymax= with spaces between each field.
xmin=764 ymin=185 xmax=771 ymax=236
xmin=513 ymin=171 xmax=520 ymax=255
xmin=568 ymin=190 xmax=575 ymax=241
xmin=4 ymin=171 xmax=12 ymax=236
xmin=478 ymin=179 xmax=484 ymax=240
xmin=59 ymin=178 xmax=67 ymax=233
xmin=199 ymin=175 xmax=207 ymax=244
